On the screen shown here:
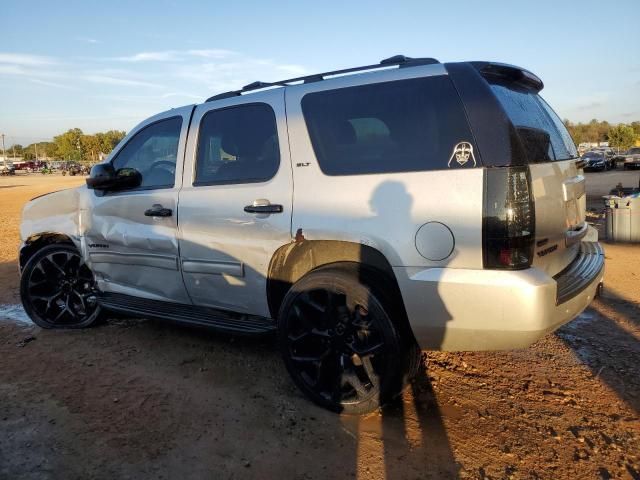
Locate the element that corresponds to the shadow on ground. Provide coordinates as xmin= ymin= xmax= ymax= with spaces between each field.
xmin=557 ymin=290 xmax=640 ymax=414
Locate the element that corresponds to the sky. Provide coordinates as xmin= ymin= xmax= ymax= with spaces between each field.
xmin=1 ymin=0 xmax=639 ymax=146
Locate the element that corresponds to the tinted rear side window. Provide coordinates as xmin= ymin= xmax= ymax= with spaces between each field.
xmin=489 ymin=83 xmax=578 ymax=162
xmin=195 ymin=103 xmax=280 ymax=185
xmin=301 ymin=76 xmax=475 ymax=175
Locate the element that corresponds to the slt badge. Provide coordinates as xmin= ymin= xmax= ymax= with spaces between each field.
xmin=448 ymin=141 xmax=476 ymax=167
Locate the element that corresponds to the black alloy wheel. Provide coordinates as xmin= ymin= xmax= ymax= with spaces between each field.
xmin=278 ymin=267 xmax=406 ymax=414
xmin=20 ymin=244 xmax=102 ymax=329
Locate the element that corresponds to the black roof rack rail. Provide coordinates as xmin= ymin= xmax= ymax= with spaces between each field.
xmin=205 ymin=55 xmax=439 ymax=102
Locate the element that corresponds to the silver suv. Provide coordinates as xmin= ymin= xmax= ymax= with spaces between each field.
xmin=19 ymin=56 xmax=604 ymax=413
xmin=1 ymin=161 xmax=16 ymax=175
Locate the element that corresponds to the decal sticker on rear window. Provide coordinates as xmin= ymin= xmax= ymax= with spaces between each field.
xmin=448 ymin=141 xmax=476 ymax=167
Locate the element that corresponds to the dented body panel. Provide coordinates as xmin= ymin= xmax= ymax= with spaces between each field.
xmin=22 ymin=106 xmax=195 ymax=304
xmin=21 ymin=183 xmax=190 ymax=303
xmin=83 ymin=105 xmax=194 ymax=303
xmin=21 ymin=187 xmax=84 ymax=248
xmin=83 ymin=188 xmax=190 ymax=302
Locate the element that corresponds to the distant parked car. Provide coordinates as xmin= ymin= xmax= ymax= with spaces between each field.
xmin=582 ymin=151 xmax=607 ymax=171
xmin=24 ymin=161 xmax=48 ymax=173
xmin=13 ymin=160 xmax=44 ymax=173
xmin=62 ymin=162 xmax=83 ymax=176
xmin=622 ymin=147 xmax=640 ymax=170
xmin=592 ymin=147 xmax=615 ymax=167
xmin=0 ymin=162 xmax=16 ymax=175
xmin=612 ymin=148 xmax=638 ymax=168
xmin=50 ymin=161 xmax=65 ymax=171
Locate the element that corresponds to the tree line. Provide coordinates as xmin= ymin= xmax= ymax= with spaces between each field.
xmin=6 ymin=119 xmax=640 ymax=164
xmin=563 ymin=120 xmax=640 ymax=150
xmin=8 ymin=128 xmax=126 ymax=164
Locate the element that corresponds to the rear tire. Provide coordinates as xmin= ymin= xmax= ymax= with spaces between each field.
xmin=278 ymin=266 xmax=415 ymax=414
xmin=20 ymin=244 xmax=102 ymax=329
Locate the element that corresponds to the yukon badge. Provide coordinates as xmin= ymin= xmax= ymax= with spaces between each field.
xmin=448 ymin=141 xmax=476 ymax=167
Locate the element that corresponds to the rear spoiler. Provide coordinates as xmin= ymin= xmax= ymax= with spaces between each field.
xmin=470 ymin=61 xmax=544 ymax=92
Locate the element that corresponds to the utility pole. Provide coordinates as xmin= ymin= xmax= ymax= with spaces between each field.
xmin=34 ymin=143 xmax=38 ymax=161
xmin=76 ymin=137 xmax=82 ymax=163
xmin=1 ymin=133 xmax=6 ymax=163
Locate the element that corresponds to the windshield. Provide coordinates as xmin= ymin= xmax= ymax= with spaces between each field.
xmin=583 ymin=152 xmax=602 ymax=158
xmin=628 ymin=148 xmax=640 ymax=154
xmin=489 ymin=83 xmax=578 ymax=163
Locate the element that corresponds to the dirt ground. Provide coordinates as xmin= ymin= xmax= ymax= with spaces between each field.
xmin=0 ymin=173 xmax=639 ymax=480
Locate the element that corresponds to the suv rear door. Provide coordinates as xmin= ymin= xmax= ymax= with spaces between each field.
xmin=178 ymin=89 xmax=292 ymax=317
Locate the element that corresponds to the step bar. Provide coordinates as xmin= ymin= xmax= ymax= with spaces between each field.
xmin=97 ymin=292 xmax=276 ymax=335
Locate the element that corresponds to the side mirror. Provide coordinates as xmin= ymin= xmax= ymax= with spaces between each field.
xmin=86 ymin=164 xmax=142 ymax=191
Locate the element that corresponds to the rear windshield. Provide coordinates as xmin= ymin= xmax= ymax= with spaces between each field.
xmin=489 ymin=83 xmax=578 ymax=162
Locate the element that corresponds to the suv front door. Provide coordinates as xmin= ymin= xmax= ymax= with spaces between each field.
xmin=179 ymin=90 xmax=292 ymax=317
xmin=83 ymin=106 xmax=194 ymax=303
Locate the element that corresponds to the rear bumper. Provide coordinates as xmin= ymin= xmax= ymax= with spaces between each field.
xmin=395 ymin=241 xmax=604 ymax=351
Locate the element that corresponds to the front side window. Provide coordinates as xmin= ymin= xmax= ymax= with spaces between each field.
xmin=301 ymin=76 xmax=475 ymax=175
xmin=195 ymin=104 xmax=280 ymax=185
xmin=112 ymin=116 xmax=182 ymax=189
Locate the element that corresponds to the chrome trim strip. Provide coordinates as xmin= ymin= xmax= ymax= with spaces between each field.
xmin=89 ymin=251 xmax=178 ymax=270
xmin=181 ymin=259 xmax=244 ymax=277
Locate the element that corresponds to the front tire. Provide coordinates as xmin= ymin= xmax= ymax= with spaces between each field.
xmin=20 ymin=244 xmax=102 ymax=329
xmin=278 ymin=266 xmax=412 ymax=414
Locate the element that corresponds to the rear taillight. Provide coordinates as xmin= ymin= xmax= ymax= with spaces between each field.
xmin=483 ymin=166 xmax=535 ymax=269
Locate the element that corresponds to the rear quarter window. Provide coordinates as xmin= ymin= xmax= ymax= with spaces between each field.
xmin=301 ymin=76 xmax=475 ymax=175
xmin=489 ymin=83 xmax=578 ymax=162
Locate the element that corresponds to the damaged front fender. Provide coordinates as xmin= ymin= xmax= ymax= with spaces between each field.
xmin=20 ymin=187 xmax=87 ymax=255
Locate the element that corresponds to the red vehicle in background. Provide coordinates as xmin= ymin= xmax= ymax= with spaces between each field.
xmin=12 ymin=161 xmax=48 ymax=173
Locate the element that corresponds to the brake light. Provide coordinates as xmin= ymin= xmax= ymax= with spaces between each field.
xmin=483 ymin=166 xmax=535 ymax=269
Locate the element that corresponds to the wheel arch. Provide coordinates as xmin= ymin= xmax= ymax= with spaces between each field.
xmin=19 ymin=232 xmax=77 ymax=272
xmin=267 ymin=239 xmax=408 ymax=322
